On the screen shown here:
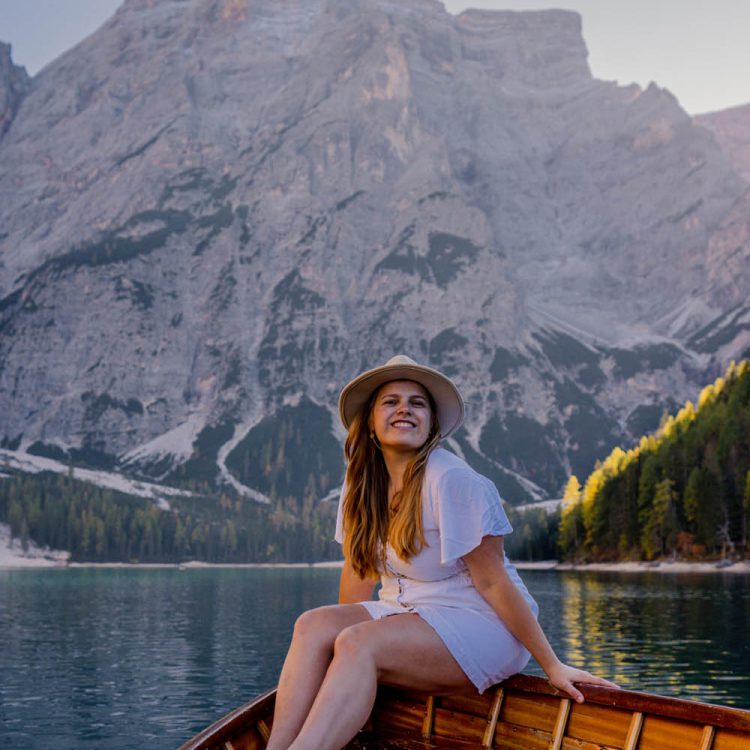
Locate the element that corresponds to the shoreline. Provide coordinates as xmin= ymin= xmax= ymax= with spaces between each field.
xmin=3 ymin=524 xmax=748 ymax=574
xmin=2 ymin=557 xmax=750 ymax=574
xmin=514 ymin=559 xmax=750 ymax=574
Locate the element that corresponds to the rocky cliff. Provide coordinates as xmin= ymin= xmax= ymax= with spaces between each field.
xmin=1 ymin=0 xmax=749 ymax=505
xmin=0 ymin=42 xmax=30 ymax=133
xmin=697 ymin=103 xmax=750 ymax=182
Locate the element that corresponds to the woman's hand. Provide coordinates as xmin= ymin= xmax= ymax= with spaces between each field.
xmin=545 ymin=662 xmax=619 ymax=703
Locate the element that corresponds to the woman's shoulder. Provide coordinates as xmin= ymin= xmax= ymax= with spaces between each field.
xmin=426 ymin=447 xmax=478 ymax=483
xmin=424 ymin=449 xmax=507 ymax=522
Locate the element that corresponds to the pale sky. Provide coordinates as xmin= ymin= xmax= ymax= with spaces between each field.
xmin=0 ymin=0 xmax=748 ymax=115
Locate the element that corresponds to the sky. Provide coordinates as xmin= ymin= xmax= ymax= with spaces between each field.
xmin=0 ymin=0 xmax=748 ymax=115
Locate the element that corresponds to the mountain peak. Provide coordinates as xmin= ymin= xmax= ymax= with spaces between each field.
xmin=0 ymin=0 xmax=748 ymax=506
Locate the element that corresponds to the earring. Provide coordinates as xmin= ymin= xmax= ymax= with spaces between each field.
xmin=369 ymin=431 xmax=382 ymax=449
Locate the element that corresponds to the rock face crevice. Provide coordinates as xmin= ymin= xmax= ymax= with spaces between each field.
xmin=0 ymin=0 xmax=748 ymax=503
xmin=0 ymin=43 xmax=31 ymax=135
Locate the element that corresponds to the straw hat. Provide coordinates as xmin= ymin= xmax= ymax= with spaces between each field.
xmin=338 ymin=355 xmax=465 ymax=438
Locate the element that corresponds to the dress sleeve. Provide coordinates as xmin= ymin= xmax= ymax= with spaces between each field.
xmin=434 ymin=468 xmax=513 ymax=565
xmin=334 ymin=484 xmax=345 ymax=544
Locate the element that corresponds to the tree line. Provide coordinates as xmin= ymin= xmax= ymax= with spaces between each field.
xmin=6 ymin=360 xmax=748 ymax=565
xmin=0 ymin=470 xmax=340 ymax=563
xmin=559 ymin=360 xmax=750 ymax=561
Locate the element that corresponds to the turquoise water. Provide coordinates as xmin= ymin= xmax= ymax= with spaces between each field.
xmin=1 ymin=567 xmax=748 ymax=750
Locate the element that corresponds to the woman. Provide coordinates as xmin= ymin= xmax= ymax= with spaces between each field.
xmin=266 ymin=355 xmax=616 ymax=750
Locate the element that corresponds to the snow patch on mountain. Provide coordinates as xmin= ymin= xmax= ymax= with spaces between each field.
xmin=0 ymin=449 xmax=194 ymax=505
xmin=0 ymin=522 xmax=69 ymax=568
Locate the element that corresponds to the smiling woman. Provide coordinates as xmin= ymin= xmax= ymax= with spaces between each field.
xmin=260 ymin=355 xmax=616 ymax=750
xmin=370 ymin=381 xmax=433 ymax=454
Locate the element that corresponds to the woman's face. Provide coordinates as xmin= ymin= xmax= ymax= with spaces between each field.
xmin=369 ymin=380 xmax=434 ymax=455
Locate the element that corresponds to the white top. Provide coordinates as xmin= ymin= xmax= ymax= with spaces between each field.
xmin=334 ymin=447 xmax=534 ymax=613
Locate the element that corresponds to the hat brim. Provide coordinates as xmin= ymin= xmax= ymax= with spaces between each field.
xmin=338 ymin=362 xmax=464 ymax=439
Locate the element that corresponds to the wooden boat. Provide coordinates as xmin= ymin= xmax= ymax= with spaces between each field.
xmin=177 ymin=673 xmax=750 ymax=750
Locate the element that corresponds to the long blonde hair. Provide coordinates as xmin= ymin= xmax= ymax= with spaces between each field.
xmin=341 ymin=384 xmax=441 ymax=579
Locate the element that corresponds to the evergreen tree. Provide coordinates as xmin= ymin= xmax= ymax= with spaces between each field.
xmin=642 ymin=478 xmax=678 ymax=559
xmin=558 ymin=360 xmax=750 ymax=561
xmin=558 ymin=475 xmax=583 ymax=557
xmin=684 ymin=467 xmax=722 ymax=551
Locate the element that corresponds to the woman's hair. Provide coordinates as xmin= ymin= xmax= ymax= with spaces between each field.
xmin=341 ymin=382 xmax=441 ymax=579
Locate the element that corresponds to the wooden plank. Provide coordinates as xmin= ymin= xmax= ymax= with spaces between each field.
xmin=637 ymin=714 xmax=705 ymax=750
xmin=256 ymin=719 xmax=270 ymax=743
xmin=623 ymin=712 xmax=643 ymax=750
xmin=373 ymin=691 xmax=427 ymax=735
xmin=561 ymin=738 xmax=619 ymax=750
xmin=482 ymin=688 xmax=504 ymax=747
xmin=432 ymin=706 xmax=486 ymax=743
xmin=440 ymin=692 xmax=493 ymax=717
xmin=500 ymin=676 xmax=750 ymax=734
xmin=494 ymin=721 xmax=552 ymax=750
xmin=500 ymin=690 xmax=560 ymax=732
xmin=550 ymin=699 xmax=572 ymax=750
xmin=698 ymin=725 xmax=715 ymax=750
xmin=225 ymin=728 xmax=267 ymax=750
xmin=345 ymin=734 xmax=437 ymax=749
xmin=565 ymin=703 xmax=632 ymax=747
xmin=176 ymin=690 xmax=276 ymax=750
xmin=372 ymin=706 xmax=424 ymax=735
xmin=713 ymin=728 xmax=750 ymax=750
xmin=421 ymin=696 xmax=435 ymax=739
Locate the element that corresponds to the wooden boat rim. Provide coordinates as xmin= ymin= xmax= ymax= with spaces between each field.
xmin=176 ymin=688 xmax=276 ymax=750
xmin=176 ymin=674 xmax=750 ymax=749
xmin=505 ymin=674 xmax=750 ymax=732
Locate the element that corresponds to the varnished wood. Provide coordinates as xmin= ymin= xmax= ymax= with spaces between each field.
xmin=566 ymin=702 xmax=632 ymax=747
xmin=177 ymin=689 xmax=275 ymax=750
xmin=699 ymin=725 xmax=715 ymax=750
xmin=255 ymin=720 xmax=270 ymax=743
xmin=550 ymin=698 xmax=571 ymax=750
xmin=714 ymin=727 xmax=750 ymax=750
xmin=638 ymin=714 xmax=705 ymax=749
xmin=432 ymin=705 xmax=486 ymax=742
xmin=177 ymin=675 xmax=750 ymax=750
xmin=623 ymin=711 xmax=644 ymax=750
xmin=506 ymin=675 xmax=750 ymax=733
xmin=482 ymin=688 xmax=504 ymax=747
xmin=421 ymin=696 xmax=435 ymax=738
xmin=501 ymin=690 xmax=560 ymax=733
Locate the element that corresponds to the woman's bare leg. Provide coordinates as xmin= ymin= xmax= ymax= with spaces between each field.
xmin=265 ymin=604 xmax=372 ymax=750
xmin=287 ymin=614 xmax=474 ymax=750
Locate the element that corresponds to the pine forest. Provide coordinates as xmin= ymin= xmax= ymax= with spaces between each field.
xmin=559 ymin=360 xmax=750 ymax=561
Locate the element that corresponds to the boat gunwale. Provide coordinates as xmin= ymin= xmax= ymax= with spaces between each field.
xmin=497 ymin=674 xmax=750 ymax=732
xmin=175 ymin=674 xmax=750 ymax=750
xmin=176 ymin=688 xmax=275 ymax=750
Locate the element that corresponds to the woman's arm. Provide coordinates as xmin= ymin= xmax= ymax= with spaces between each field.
xmin=338 ymin=559 xmax=378 ymax=604
xmin=462 ymin=535 xmax=617 ymax=702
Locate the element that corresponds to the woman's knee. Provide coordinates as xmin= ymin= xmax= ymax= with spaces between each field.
xmin=332 ymin=622 xmax=376 ymax=664
xmin=291 ymin=605 xmax=349 ymax=648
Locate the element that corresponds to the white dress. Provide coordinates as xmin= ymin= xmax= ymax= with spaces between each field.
xmin=335 ymin=447 xmax=537 ymax=693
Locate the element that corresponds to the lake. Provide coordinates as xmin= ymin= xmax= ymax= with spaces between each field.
xmin=1 ymin=567 xmax=748 ymax=750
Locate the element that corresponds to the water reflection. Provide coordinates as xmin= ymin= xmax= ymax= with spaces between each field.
xmin=524 ymin=570 xmax=750 ymax=707
xmin=0 ymin=568 xmax=339 ymax=750
xmin=1 ymin=568 xmax=748 ymax=750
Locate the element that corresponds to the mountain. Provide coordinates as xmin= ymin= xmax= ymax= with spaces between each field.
xmin=1 ymin=0 xmax=749 ymax=509
xmin=697 ymin=103 xmax=750 ymax=182
xmin=0 ymin=42 xmax=30 ymax=133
